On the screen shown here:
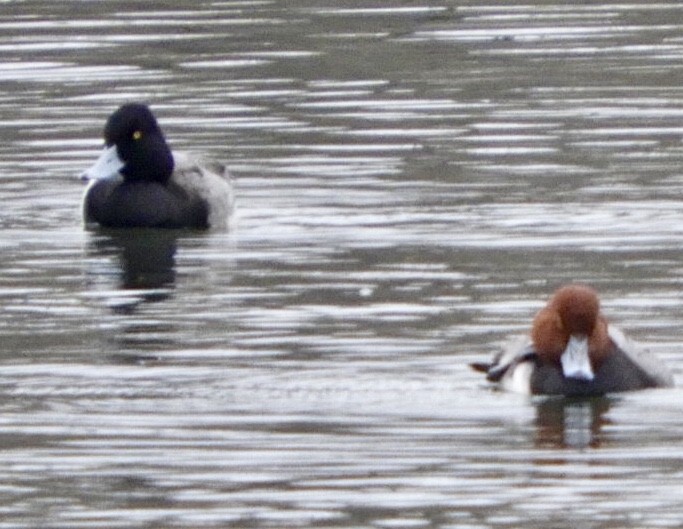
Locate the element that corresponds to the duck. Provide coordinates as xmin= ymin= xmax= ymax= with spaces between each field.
xmin=471 ymin=284 xmax=674 ymax=395
xmin=80 ymin=103 xmax=234 ymax=229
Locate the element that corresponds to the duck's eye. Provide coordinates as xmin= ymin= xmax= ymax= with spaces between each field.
xmin=132 ymin=130 xmax=142 ymax=140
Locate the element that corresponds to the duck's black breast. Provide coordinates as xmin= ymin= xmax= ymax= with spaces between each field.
xmin=85 ymin=178 xmax=209 ymax=229
xmin=530 ymin=347 xmax=667 ymax=396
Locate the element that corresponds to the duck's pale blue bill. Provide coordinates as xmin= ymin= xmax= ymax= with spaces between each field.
xmin=80 ymin=145 xmax=124 ymax=181
xmin=561 ymin=335 xmax=594 ymax=380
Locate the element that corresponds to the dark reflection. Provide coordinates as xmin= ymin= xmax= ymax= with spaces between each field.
xmin=534 ymin=396 xmax=613 ymax=449
xmin=83 ymin=230 xmax=185 ymax=362
xmin=85 ymin=229 xmax=179 ymax=306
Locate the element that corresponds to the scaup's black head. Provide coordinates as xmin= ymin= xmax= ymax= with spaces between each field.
xmin=83 ymin=103 xmax=174 ymax=184
xmin=80 ymin=103 xmax=211 ymax=230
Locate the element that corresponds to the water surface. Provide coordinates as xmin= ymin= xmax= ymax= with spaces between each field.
xmin=1 ymin=1 xmax=683 ymax=528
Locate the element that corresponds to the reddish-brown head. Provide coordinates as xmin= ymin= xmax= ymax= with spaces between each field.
xmin=550 ymin=284 xmax=600 ymax=337
xmin=531 ymin=284 xmax=612 ymax=378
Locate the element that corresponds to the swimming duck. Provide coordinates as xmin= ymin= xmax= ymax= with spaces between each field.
xmin=471 ymin=284 xmax=674 ymax=395
xmin=80 ymin=103 xmax=234 ymax=229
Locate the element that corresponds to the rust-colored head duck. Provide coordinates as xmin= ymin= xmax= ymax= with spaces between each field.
xmin=531 ymin=284 xmax=612 ymax=381
xmin=472 ymin=284 xmax=674 ymax=395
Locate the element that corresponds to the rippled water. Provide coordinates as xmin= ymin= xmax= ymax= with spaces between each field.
xmin=2 ymin=1 xmax=683 ymax=528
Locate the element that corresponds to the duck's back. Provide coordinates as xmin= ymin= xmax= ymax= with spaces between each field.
xmin=171 ymin=152 xmax=234 ymax=229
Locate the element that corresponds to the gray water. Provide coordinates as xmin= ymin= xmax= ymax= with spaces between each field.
xmin=2 ymin=1 xmax=683 ymax=528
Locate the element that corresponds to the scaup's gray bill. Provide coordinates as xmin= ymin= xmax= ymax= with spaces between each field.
xmin=80 ymin=103 xmax=234 ymax=229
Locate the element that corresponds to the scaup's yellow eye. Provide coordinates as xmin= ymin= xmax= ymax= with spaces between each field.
xmin=133 ymin=130 xmax=142 ymax=140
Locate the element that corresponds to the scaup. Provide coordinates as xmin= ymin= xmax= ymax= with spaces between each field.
xmin=80 ymin=103 xmax=234 ymax=229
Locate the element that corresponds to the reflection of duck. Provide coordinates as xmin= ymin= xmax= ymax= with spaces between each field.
xmin=83 ymin=231 xmax=178 ymax=362
xmin=81 ymin=103 xmax=234 ymax=229
xmin=85 ymin=230 xmax=178 ymax=307
xmin=471 ymin=284 xmax=674 ymax=396
xmin=534 ymin=397 xmax=612 ymax=449
xmin=111 ymin=230 xmax=177 ymax=291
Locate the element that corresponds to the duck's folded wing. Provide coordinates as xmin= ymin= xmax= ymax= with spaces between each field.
xmin=171 ymin=151 xmax=235 ymax=229
xmin=174 ymin=151 xmax=231 ymax=177
xmin=608 ymin=326 xmax=674 ymax=388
